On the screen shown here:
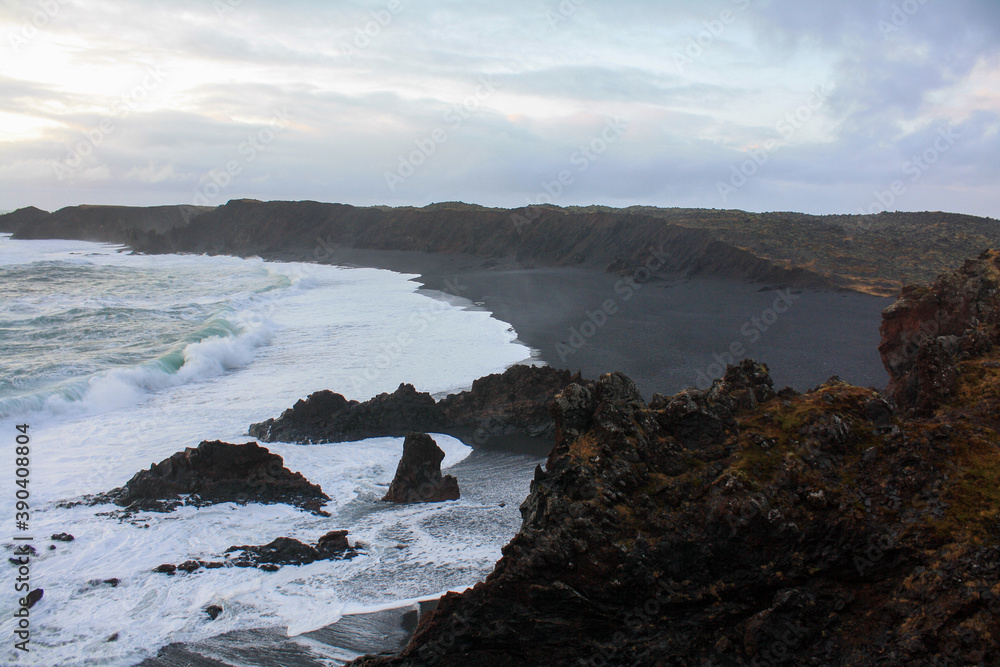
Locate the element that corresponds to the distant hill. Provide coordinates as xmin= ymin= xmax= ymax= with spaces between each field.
xmin=4 ymin=200 xmax=998 ymax=296
xmin=0 ymin=206 xmax=50 ymax=233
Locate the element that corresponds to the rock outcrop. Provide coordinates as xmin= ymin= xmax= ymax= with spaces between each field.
xmin=440 ymin=365 xmax=579 ymax=443
xmin=349 ymin=261 xmax=1000 ymax=666
xmin=152 ymin=531 xmax=358 ymax=574
xmin=224 ymin=531 xmax=359 ymax=567
xmin=880 ymin=249 xmax=1000 ymax=415
xmin=382 ymin=433 xmax=460 ymax=504
xmin=96 ymin=440 xmax=329 ymax=515
xmin=249 ymin=365 xmax=578 ymax=449
xmin=249 ymin=383 xmax=446 ymax=444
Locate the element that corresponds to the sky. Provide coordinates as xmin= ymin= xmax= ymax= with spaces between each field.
xmin=0 ymin=0 xmax=998 ymax=217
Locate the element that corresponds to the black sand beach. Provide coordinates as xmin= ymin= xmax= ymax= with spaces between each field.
xmin=290 ymin=246 xmax=892 ymax=399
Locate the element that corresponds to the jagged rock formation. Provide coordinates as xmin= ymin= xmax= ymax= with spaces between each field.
xmin=95 ymin=440 xmax=329 ymax=515
xmin=440 ymin=365 xmax=579 ymax=441
xmin=382 ymin=433 xmax=460 ymax=504
xmin=880 ymin=249 xmax=1000 ymax=415
xmin=348 ymin=255 xmax=1000 ymax=666
xmin=249 ymin=365 xmax=578 ymax=448
xmin=250 ymin=383 xmax=446 ymax=444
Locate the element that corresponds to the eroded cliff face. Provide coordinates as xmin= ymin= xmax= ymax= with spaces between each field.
xmin=880 ymin=249 xmax=1000 ymax=415
xmin=8 ymin=199 xmax=839 ymax=289
xmin=9 ymin=204 xmax=209 ymax=243
xmin=349 ymin=255 xmax=1000 ymax=666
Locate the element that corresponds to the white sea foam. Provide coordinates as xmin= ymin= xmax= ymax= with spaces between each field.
xmin=0 ymin=235 xmax=540 ymax=666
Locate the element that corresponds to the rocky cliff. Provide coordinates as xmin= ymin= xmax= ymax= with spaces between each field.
xmin=6 ymin=200 xmax=998 ymax=295
xmin=7 ymin=204 xmax=210 ymax=243
xmin=0 ymin=205 xmax=49 ymax=233
xmin=348 ymin=254 xmax=1000 ymax=666
xmin=880 ymin=249 xmax=1000 ymax=416
xmin=6 ymin=199 xmax=839 ymax=289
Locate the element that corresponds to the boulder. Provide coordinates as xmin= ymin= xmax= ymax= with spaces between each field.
xmin=382 ymin=433 xmax=460 ymax=504
xmin=97 ymin=440 xmax=329 ymax=515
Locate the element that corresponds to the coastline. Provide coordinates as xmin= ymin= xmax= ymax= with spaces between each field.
xmin=7 ymin=236 xmax=896 ymax=665
xmin=266 ymin=245 xmax=893 ymax=399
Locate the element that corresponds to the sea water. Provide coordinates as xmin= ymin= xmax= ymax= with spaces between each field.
xmin=0 ymin=234 xmax=537 ymax=666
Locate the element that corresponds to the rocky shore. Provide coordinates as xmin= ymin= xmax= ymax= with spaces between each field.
xmin=249 ymin=365 xmax=578 ymax=452
xmin=344 ymin=250 xmax=1000 ymax=666
xmin=89 ymin=439 xmax=331 ymax=515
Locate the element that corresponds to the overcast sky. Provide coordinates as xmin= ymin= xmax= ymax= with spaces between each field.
xmin=1 ymin=0 xmax=998 ymax=217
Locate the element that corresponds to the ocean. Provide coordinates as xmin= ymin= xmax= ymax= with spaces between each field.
xmin=0 ymin=234 xmax=538 ymax=666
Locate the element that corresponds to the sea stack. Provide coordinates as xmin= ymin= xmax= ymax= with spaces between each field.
xmin=382 ymin=433 xmax=460 ymax=504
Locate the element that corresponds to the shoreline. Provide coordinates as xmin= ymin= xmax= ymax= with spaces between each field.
xmin=266 ymin=245 xmax=893 ymax=399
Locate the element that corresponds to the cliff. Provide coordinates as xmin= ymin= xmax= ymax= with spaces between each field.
xmin=8 ymin=204 xmax=211 ymax=243
xmin=127 ymin=199 xmax=837 ymax=289
xmin=348 ymin=253 xmax=1000 ymax=666
xmin=0 ymin=206 xmax=49 ymax=233
xmin=7 ymin=200 xmax=998 ymax=295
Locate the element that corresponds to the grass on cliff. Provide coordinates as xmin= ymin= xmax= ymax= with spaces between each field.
xmin=930 ymin=350 xmax=1000 ymax=542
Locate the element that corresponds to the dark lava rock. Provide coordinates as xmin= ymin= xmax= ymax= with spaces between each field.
xmin=249 ymin=365 xmax=579 ymax=449
xmin=94 ymin=440 xmax=329 ymax=515
xmin=382 ymin=433 xmax=460 ymax=504
xmin=223 ymin=533 xmax=358 ymax=568
xmin=153 ymin=564 xmax=176 ymax=575
xmin=316 ymin=530 xmax=351 ymax=557
xmin=205 ymin=605 xmax=223 ymax=620
xmin=51 ymin=533 xmax=75 ymax=542
xmin=880 ymin=249 xmax=1000 ymax=415
xmin=23 ymin=589 xmax=43 ymax=609
xmin=250 ymin=384 xmax=446 ymax=444
xmin=439 ymin=365 xmax=581 ymax=444
xmin=347 ymin=257 xmax=1000 ymax=667
xmin=177 ymin=560 xmax=201 ymax=573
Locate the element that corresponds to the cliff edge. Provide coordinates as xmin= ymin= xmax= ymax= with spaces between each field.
xmin=348 ymin=253 xmax=1000 ymax=666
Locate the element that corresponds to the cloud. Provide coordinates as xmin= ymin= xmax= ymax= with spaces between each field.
xmin=0 ymin=0 xmax=997 ymax=218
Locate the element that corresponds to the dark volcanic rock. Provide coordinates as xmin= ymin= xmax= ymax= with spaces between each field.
xmin=96 ymin=440 xmax=329 ymax=515
xmin=205 ymin=605 xmax=223 ymax=620
xmin=231 ymin=533 xmax=355 ymax=566
xmin=348 ymin=255 xmax=1000 ymax=667
xmin=250 ymin=365 xmax=578 ymax=449
xmin=382 ymin=433 xmax=460 ymax=504
xmin=51 ymin=533 xmax=75 ymax=542
xmin=174 ymin=532 xmax=358 ymax=571
xmin=880 ymin=249 xmax=1000 ymax=415
xmin=250 ymin=384 xmax=446 ymax=444
xmin=24 ymin=589 xmax=43 ymax=609
xmin=438 ymin=365 xmax=580 ymax=443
